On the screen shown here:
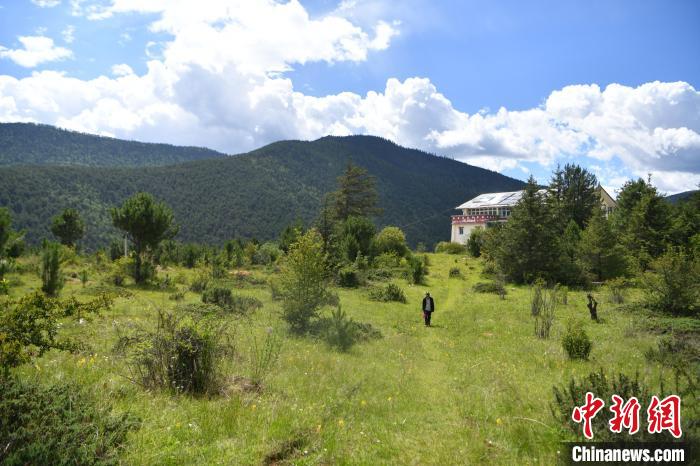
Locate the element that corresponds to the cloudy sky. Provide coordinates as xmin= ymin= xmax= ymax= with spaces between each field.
xmin=0 ymin=0 xmax=699 ymax=194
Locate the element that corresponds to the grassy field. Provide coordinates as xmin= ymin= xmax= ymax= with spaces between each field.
xmin=6 ymin=252 xmax=687 ymax=465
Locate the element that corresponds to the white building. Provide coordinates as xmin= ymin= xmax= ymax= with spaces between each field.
xmin=450 ymin=187 xmax=617 ymax=244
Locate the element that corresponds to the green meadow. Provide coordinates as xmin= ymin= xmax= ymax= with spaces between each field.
xmin=6 ymin=253 xmax=686 ymax=465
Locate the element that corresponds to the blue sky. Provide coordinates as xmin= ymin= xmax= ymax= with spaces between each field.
xmin=1 ymin=0 xmax=699 ymax=194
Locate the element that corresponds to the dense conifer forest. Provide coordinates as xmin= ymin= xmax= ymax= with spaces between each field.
xmin=0 ymin=127 xmax=525 ymax=249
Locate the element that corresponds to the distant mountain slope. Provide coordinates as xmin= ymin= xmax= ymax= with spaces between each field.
xmin=0 ymin=122 xmax=226 ymax=167
xmin=666 ymin=190 xmax=699 ymax=204
xmin=0 ymin=134 xmax=525 ymax=248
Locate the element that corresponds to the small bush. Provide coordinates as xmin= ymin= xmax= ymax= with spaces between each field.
xmin=607 ymin=277 xmax=626 ymax=304
xmin=40 ymin=241 xmax=64 ymax=297
xmin=562 ymin=321 xmax=592 ymax=360
xmin=0 ymin=376 xmax=140 ymax=465
xmin=112 ymin=273 xmax=125 ymax=287
xmin=79 ymin=269 xmax=89 ymax=287
xmin=211 ymin=253 xmax=227 ymax=279
xmin=280 ymin=230 xmax=333 ymax=334
xmin=466 ymin=227 xmax=485 ymax=258
xmin=115 ymin=310 xmax=230 ymax=394
xmin=472 ymin=281 xmax=506 ymax=295
xmin=369 ymin=283 xmax=407 ymax=303
xmin=169 ymin=289 xmax=185 ymax=301
xmin=434 ymin=241 xmax=466 ymax=254
xmin=373 ymin=252 xmax=401 ymax=269
xmin=338 ymin=265 xmax=360 ymax=288
xmin=323 ymin=306 xmax=357 ymax=352
xmin=202 ymin=285 xmax=233 ymax=308
xmin=366 ymin=267 xmax=393 ymax=281
xmin=530 ymin=279 xmax=545 ymax=316
xmin=448 ymin=267 xmax=462 ymax=278
xmin=156 ymin=274 xmax=174 ymax=291
xmin=372 ymin=226 xmax=409 ymax=257
xmin=532 ymin=282 xmax=556 ymax=339
xmin=229 ymin=294 xmax=263 ymax=314
xmin=406 ymin=255 xmax=427 ymax=285
xmin=0 ymin=292 xmax=97 ymax=373
xmin=317 ymin=307 xmax=382 ymax=352
xmin=202 ymin=286 xmax=262 ymax=314
xmin=248 ymin=327 xmax=282 ymax=387
xmin=551 ymin=369 xmax=665 ymax=441
xmin=189 ymin=270 xmax=210 ymax=293
xmin=555 ymin=284 xmax=569 ymax=305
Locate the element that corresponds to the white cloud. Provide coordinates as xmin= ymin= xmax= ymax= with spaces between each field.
xmin=0 ymin=36 xmax=72 ymax=67
xmin=111 ymin=63 xmax=133 ymax=76
xmin=62 ymin=25 xmax=76 ymax=43
xmin=31 ymin=0 xmax=61 ymax=7
xmin=1 ymin=1 xmax=698 ymax=194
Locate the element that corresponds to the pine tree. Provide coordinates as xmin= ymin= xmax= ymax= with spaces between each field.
xmin=279 ymin=229 xmax=332 ymax=333
xmin=41 ymin=241 xmax=64 ymax=297
xmin=331 ymin=162 xmax=382 ymax=221
xmin=50 ymin=208 xmax=85 ymax=247
xmin=111 ymin=193 xmax=178 ymax=284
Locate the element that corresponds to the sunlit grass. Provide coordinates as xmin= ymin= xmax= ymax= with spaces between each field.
xmin=7 ymin=253 xmax=681 ymax=465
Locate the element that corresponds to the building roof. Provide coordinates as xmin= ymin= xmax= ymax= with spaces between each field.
xmin=456 ymin=190 xmax=546 ymax=209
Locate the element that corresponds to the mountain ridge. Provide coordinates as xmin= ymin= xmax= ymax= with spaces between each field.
xmin=0 ymin=125 xmax=526 ymax=248
xmin=0 ymin=122 xmax=227 ymax=167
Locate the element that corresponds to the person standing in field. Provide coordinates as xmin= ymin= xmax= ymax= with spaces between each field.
xmin=422 ymin=292 xmax=435 ymax=326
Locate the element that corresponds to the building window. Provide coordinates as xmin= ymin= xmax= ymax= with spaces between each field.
xmin=458 ymin=227 xmax=464 ymax=235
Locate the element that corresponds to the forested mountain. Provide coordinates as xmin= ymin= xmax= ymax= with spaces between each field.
xmin=0 ymin=134 xmax=525 ymax=248
xmin=0 ymin=123 xmax=226 ymax=167
xmin=666 ymin=190 xmax=699 ymax=204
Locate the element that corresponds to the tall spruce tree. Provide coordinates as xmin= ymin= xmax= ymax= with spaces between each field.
xmin=549 ymin=164 xmax=599 ymax=230
xmin=492 ymin=176 xmax=560 ymax=283
xmin=611 ymin=178 xmax=670 ymax=269
xmin=577 ymin=207 xmax=627 ymax=281
xmin=331 ymin=162 xmax=382 ymax=221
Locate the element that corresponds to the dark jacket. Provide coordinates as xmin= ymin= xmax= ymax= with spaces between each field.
xmin=422 ymin=296 xmax=435 ymax=312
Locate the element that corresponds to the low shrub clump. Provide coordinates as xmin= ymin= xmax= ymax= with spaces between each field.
xmin=405 ymin=255 xmax=427 ymax=284
xmin=114 ymin=310 xmax=231 ymax=395
xmin=315 ymin=307 xmax=382 ymax=352
xmin=562 ymin=320 xmax=592 ymax=360
xmin=434 ymin=241 xmax=467 ymax=254
xmin=202 ymin=285 xmax=233 ymax=308
xmin=337 ymin=265 xmax=360 ymax=288
xmin=448 ymin=267 xmax=462 ymax=278
xmin=201 ymin=286 xmax=262 ymax=314
xmin=551 ymin=369 xmax=667 ymax=442
xmin=606 ymin=277 xmax=626 ymax=304
xmin=0 ymin=376 xmax=140 ymax=465
xmin=189 ymin=270 xmax=210 ymax=293
xmin=472 ymin=281 xmax=506 ymax=295
xmin=368 ymin=283 xmax=407 ymax=303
